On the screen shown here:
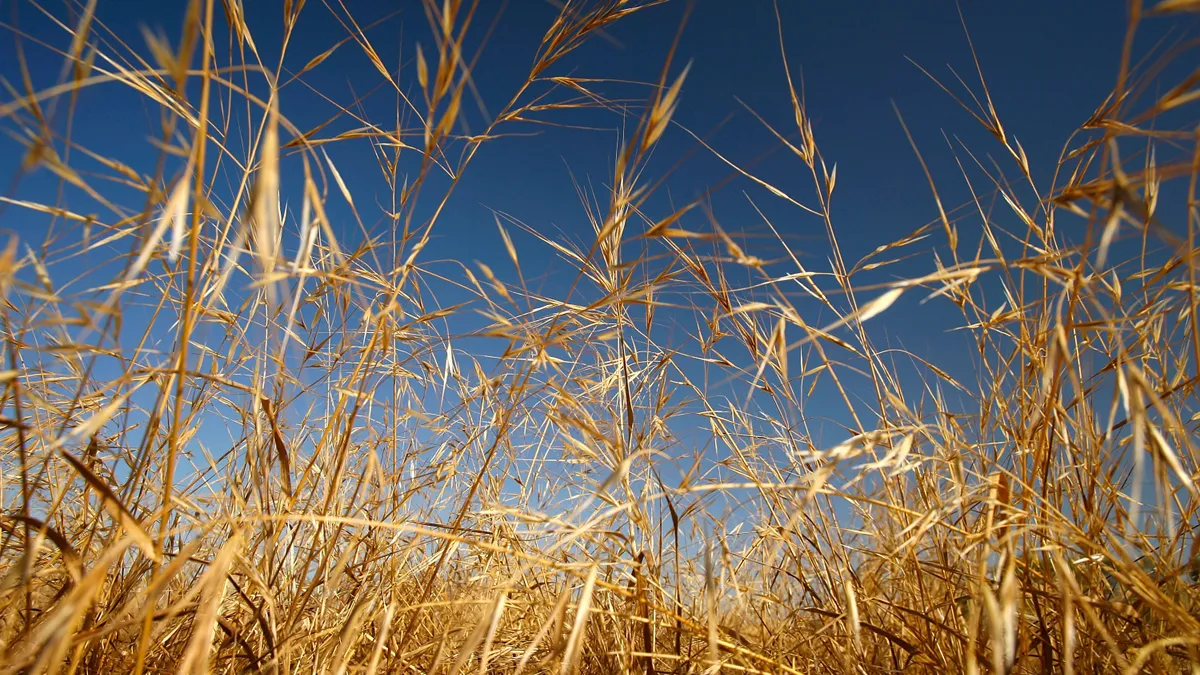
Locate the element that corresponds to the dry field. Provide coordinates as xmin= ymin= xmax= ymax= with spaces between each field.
xmin=1 ymin=0 xmax=1199 ymax=673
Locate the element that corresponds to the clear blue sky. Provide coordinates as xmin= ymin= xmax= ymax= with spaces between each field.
xmin=1 ymin=0 xmax=1140 ymax=340
xmin=0 ymin=0 xmax=1173 ymax=488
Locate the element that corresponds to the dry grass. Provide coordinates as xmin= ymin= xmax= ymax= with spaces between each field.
xmin=1 ymin=0 xmax=1199 ymax=673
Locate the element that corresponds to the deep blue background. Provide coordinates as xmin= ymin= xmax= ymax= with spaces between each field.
xmin=2 ymin=0 xmax=1186 ymax=469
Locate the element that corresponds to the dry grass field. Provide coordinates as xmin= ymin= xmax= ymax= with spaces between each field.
xmin=1 ymin=0 xmax=1199 ymax=673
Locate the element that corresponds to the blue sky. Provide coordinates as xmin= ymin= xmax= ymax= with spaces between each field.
xmin=1 ymin=0 xmax=1182 ymax=524
xmin=10 ymin=0 xmax=1138 ymax=330
xmin=4 ymin=0 xmax=1135 ymax=267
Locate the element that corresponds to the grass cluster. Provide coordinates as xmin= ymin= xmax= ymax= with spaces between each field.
xmin=1 ymin=0 xmax=1199 ymax=673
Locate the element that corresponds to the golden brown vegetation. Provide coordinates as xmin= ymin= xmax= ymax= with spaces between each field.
xmin=1 ymin=0 xmax=1199 ymax=673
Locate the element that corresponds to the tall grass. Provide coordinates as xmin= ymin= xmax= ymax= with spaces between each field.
xmin=1 ymin=0 xmax=1199 ymax=672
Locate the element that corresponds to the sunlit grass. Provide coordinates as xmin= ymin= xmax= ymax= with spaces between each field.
xmin=1 ymin=0 xmax=1199 ymax=673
